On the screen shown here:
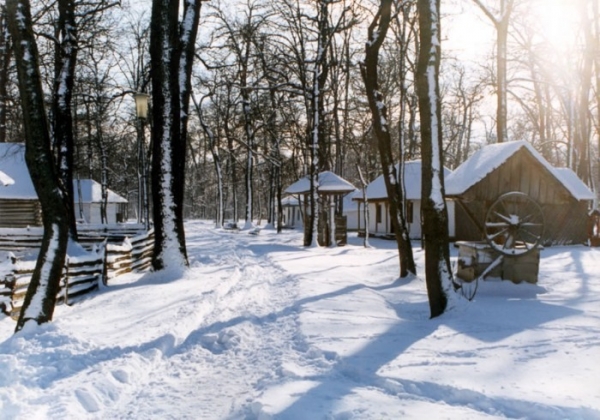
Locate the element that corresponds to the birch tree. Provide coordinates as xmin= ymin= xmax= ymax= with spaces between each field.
xmin=416 ymin=0 xmax=455 ymax=318
xmin=361 ymin=0 xmax=415 ymax=277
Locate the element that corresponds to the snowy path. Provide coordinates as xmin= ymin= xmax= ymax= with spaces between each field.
xmin=0 ymin=223 xmax=318 ymax=419
xmin=1 ymin=220 xmax=600 ymax=419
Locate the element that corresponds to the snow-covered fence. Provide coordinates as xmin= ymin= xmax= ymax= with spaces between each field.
xmin=0 ymin=249 xmax=104 ymax=319
xmin=0 ymin=226 xmax=154 ymax=281
xmin=0 ymin=227 xmax=155 ymax=318
xmin=105 ymin=229 xmax=154 ymax=280
xmin=130 ymin=230 xmax=154 ymax=272
xmin=0 ymin=225 xmax=148 ymax=252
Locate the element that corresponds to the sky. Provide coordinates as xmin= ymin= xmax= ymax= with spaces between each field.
xmin=1 ymin=220 xmax=599 ymax=418
xmin=444 ymin=0 xmax=582 ymax=63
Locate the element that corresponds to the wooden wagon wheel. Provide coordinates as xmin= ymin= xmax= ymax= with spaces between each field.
xmin=484 ymin=192 xmax=545 ymax=256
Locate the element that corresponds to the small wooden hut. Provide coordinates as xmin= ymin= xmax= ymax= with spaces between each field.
xmin=0 ymin=143 xmax=42 ymax=227
xmin=284 ymin=171 xmax=356 ymax=245
xmin=0 ymin=143 xmax=128 ymax=227
xmin=446 ymin=141 xmax=595 ymax=245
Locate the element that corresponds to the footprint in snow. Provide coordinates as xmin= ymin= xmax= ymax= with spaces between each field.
xmin=111 ymin=369 xmax=129 ymax=384
xmin=75 ymin=388 xmax=100 ymax=413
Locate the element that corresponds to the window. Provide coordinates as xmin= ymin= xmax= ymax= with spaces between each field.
xmin=376 ymin=203 xmax=382 ymax=224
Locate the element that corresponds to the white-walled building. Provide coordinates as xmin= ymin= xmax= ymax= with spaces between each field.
xmin=353 ymin=161 xmax=455 ymax=239
xmin=0 ymin=143 xmax=127 ymax=226
xmin=73 ymin=179 xmax=128 ymax=224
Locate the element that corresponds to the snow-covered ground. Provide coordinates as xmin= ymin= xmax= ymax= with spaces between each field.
xmin=1 ymin=220 xmax=599 ymax=419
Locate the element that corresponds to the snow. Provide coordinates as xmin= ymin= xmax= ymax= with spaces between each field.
xmin=284 ymin=171 xmax=356 ymax=195
xmin=0 ymin=170 xmax=13 ymax=187
xmin=0 ymin=143 xmax=37 ymax=199
xmin=0 ymin=143 xmax=128 ymax=203
xmin=553 ymin=167 xmax=596 ymax=201
xmin=1 ymin=220 xmax=599 ymax=418
xmin=445 ymin=140 xmax=595 ymax=201
xmin=354 ymin=161 xmax=451 ymax=201
xmin=73 ymin=179 xmax=128 ymax=204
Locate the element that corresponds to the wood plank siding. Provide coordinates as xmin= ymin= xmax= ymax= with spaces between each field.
xmin=0 ymin=199 xmax=42 ymax=227
xmin=455 ymin=148 xmax=590 ymax=245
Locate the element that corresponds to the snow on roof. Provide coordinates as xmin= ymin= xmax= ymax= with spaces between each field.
xmin=73 ymin=179 xmax=128 ymax=204
xmin=0 ymin=143 xmax=127 ymax=203
xmin=281 ymin=196 xmax=301 ymax=206
xmin=445 ymin=140 xmax=594 ymax=201
xmin=0 ymin=170 xmax=14 ymax=186
xmin=552 ymin=168 xmax=595 ymax=201
xmin=342 ymin=189 xmax=359 ymax=208
xmin=353 ymin=160 xmax=451 ymax=201
xmin=284 ymin=171 xmax=356 ymax=195
xmin=0 ymin=143 xmax=37 ymax=199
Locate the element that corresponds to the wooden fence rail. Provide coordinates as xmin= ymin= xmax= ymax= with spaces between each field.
xmin=0 ymin=227 xmax=155 ymax=319
xmin=1 ymin=251 xmax=103 ymax=319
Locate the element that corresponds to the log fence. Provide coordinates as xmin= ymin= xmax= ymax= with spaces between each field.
xmin=0 ymin=227 xmax=155 ymax=319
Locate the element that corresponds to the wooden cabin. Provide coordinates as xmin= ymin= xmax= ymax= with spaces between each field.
xmin=0 ymin=143 xmax=128 ymax=227
xmin=445 ymin=141 xmax=595 ymax=245
xmin=0 ymin=143 xmax=42 ymax=227
xmin=353 ymin=161 xmax=455 ymax=239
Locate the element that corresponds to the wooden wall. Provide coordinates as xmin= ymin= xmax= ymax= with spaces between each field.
xmin=461 ymin=149 xmax=572 ymax=205
xmin=0 ymin=199 xmax=42 ymax=227
xmin=454 ymin=149 xmax=591 ymax=245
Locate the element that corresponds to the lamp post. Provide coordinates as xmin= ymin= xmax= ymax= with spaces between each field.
xmin=134 ymin=92 xmax=150 ymax=229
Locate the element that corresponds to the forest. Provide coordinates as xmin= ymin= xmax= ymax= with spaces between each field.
xmin=1 ymin=0 xmax=599 ymax=326
xmin=1 ymin=0 xmax=597 ymax=222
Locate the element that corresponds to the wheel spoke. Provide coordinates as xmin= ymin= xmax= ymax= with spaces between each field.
xmin=492 ymin=211 xmax=513 ymax=224
xmin=487 ymin=226 xmax=510 ymax=241
xmin=486 ymin=221 xmax=510 ymax=228
xmin=484 ymin=192 xmax=544 ymax=256
xmin=519 ymin=227 xmax=541 ymax=242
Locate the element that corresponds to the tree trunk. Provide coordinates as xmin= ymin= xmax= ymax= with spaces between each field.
xmin=7 ymin=0 xmax=70 ymax=332
xmin=472 ymin=0 xmax=513 ymax=143
xmin=361 ymin=0 xmax=416 ymax=277
xmin=150 ymin=0 xmax=187 ymax=269
xmin=357 ymin=165 xmax=370 ymax=248
xmin=496 ymin=17 xmax=508 ymax=143
xmin=195 ymin=96 xmax=224 ymax=228
xmin=53 ymin=0 xmax=79 ymax=238
xmin=150 ymin=0 xmax=203 ymax=269
xmin=416 ymin=0 xmax=455 ymax=318
xmin=0 ymin=7 xmax=11 ymax=144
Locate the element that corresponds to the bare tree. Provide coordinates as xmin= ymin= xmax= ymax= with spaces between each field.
xmin=361 ymin=0 xmax=416 ymax=277
xmin=7 ymin=0 xmax=70 ymax=331
xmin=0 ymin=6 xmax=12 ymax=144
xmin=149 ymin=0 xmax=203 ymax=270
xmin=416 ymin=0 xmax=455 ymax=318
xmin=471 ymin=0 xmax=516 ymax=143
